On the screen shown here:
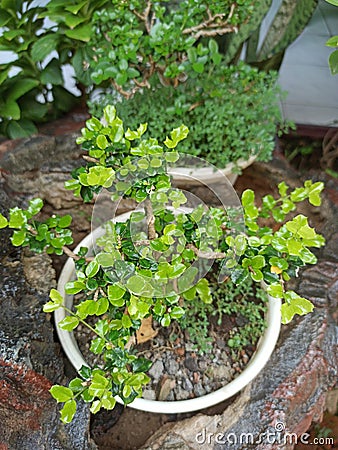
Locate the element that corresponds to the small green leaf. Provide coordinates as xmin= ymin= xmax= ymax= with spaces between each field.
xmin=96 ymin=297 xmax=109 ymax=315
xmin=7 ymin=119 xmax=38 ymax=139
xmin=326 ymin=36 xmax=338 ymax=47
xmin=43 ymin=301 xmax=61 ymax=313
xmin=65 ymin=24 xmax=92 ymax=42
xmin=60 ymin=399 xmax=77 ymax=424
xmin=170 ymin=306 xmax=185 ymax=319
xmin=121 ymin=314 xmax=132 ymax=328
xmin=90 ymin=337 xmax=106 ymax=354
xmin=281 ymin=292 xmax=314 ymax=324
xmin=164 ymin=151 xmax=179 ymax=163
xmin=251 ymin=269 xmax=263 ymax=282
xmin=0 ymin=214 xmax=8 ymax=228
xmin=58 ymin=316 xmax=79 ymax=331
xmin=278 ymin=181 xmax=289 ymax=197
xmin=196 ymin=278 xmax=212 ymax=304
xmin=96 ymin=134 xmax=108 ymax=149
xmin=27 ymin=198 xmax=43 ymax=216
xmin=286 ymin=239 xmax=303 ymax=256
xmin=161 ymin=313 xmax=171 ymax=327
xmin=50 ymin=385 xmax=73 ymax=403
xmin=164 ymin=125 xmax=189 ymax=149
xmin=58 ymin=215 xmax=72 ymax=228
xmin=43 ymin=289 xmax=64 ymax=312
xmin=89 ymin=372 xmax=109 ymax=397
xmin=192 ymin=62 xmax=205 ymax=73
xmin=50 ymin=289 xmax=64 ymax=304
xmin=107 ymin=284 xmax=126 ymax=303
xmin=126 ymin=275 xmax=146 ymax=295
xmin=9 ymin=208 xmax=26 ymax=228
xmin=90 ymin=399 xmax=102 ymax=414
xmin=31 ymin=34 xmax=59 ymax=62
xmin=85 ymin=260 xmax=100 ymax=278
xmin=101 ymin=391 xmax=116 ymax=410
xmin=267 ymin=283 xmax=284 ymax=298
xmin=76 ymin=299 xmax=99 ymax=318
xmin=250 ymin=255 xmax=265 ymax=269
xmin=96 ymin=252 xmax=115 ymax=267
xmin=41 ymin=60 xmax=63 ymax=85
xmin=65 ymin=281 xmax=86 ymax=294
xmin=11 ymin=230 xmax=26 ymax=246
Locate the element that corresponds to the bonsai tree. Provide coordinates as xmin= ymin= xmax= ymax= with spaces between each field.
xmin=0 ymin=106 xmax=325 ymax=423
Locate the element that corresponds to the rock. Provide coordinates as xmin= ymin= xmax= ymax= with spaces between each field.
xmin=143 ymin=389 xmax=157 ymax=401
xmin=175 ymin=387 xmax=190 ymax=400
xmin=206 ymin=365 xmax=233 ymax=382
xmin=0 ymin=136 xmax=57 ymax=174
xmin=149 ymin=360 xmax=164 ymax=381
xmin=158 ymin=378 xmax=176 ymax=401
xmin=0 ymin=189 xmax=96 ymax=449
xmin=184 ymin=356 xmax=199 ymax=372
xmin=193 ymin=383 xmax=206 ymax=397
xmin=198 ymin=360 xmax=208 ymax=371
xmin=166 ymin=358 xmax=179 ymax=375
xmin=182 ymin=377 xmax=193 ymax=392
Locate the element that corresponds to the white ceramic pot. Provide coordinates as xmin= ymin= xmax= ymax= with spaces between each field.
xmin=169 ymin=155 xmax=257 ymax=186
xmin=55 ymin=210 xmax=281 ymax=414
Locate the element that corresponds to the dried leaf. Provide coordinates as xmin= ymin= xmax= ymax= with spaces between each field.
xmin=136 ymin=316 xmax=158 ymax=344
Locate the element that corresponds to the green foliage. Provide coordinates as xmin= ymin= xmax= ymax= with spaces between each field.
xmin=89 ymin=63 xmax=287 ymax=168
xmin=0 ymin=0 xmax=112 ymax=138
xmin=325 ymin=0 xmax=338 ymax=76
xmin=87 ymin=0 xmax=254 ymax=96
xmin=0 ymin=106 xmax=325 ymax=422
xmin=180 ymin=278 xmax=267 ymax=353
xmin=0 ymin=0 xmax=78 ymax=137
xmin=4 ymin=198 xmax=73 ymax=254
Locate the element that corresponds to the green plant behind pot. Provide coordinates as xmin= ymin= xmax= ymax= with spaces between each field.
xmin=0 ymin=105 xmax=325 ymax=423
xmin=87 ymin=0 xmax=254 ymax=97
xmin=89 ymin=62 xmax=291 ymax=168
xmin=0 ymin=0 xmax=111 ymax=138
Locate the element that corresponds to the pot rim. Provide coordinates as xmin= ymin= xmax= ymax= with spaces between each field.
xmin=168 ymin=155 xmax=257 ymax=186
xmin=55 ymin=210 xmax=281 ymax=414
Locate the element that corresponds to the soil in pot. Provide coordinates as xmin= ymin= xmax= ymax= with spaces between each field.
xmin=74 ymin=277 xmax=268 ymax=402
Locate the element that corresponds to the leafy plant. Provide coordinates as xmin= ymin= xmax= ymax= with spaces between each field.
xmin=89 ymin=62 xmax=291 ymax=168
xmin=325 ymin=0 xmax=338 ymax=76
xmin=0 ymin=0 xmax=78 ymax=138
xmin=245 ymin=0 xmax=318 ymax=70
xmin=0 ymin=105 xmax=325 ymax=423
xmin=87 ymin=0 xmax=254 ymax=98
xmin=0 ymin=0 xmax=111 ymax=138
xmin=180 ymin=277 xmax=267 ymax=354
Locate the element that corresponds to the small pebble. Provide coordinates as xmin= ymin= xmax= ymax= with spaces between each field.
xmin=184 ymin=356 xmax=199 ymax=372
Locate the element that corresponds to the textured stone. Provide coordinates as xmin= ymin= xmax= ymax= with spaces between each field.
xmin=0 ymin=188 xmax=96 ymax=449
xmin=149 ymin=360 xmax=164 ymax=381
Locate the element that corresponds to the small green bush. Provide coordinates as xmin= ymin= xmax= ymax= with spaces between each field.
xmin=89 ymin=62 xmax=289 ymax=168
